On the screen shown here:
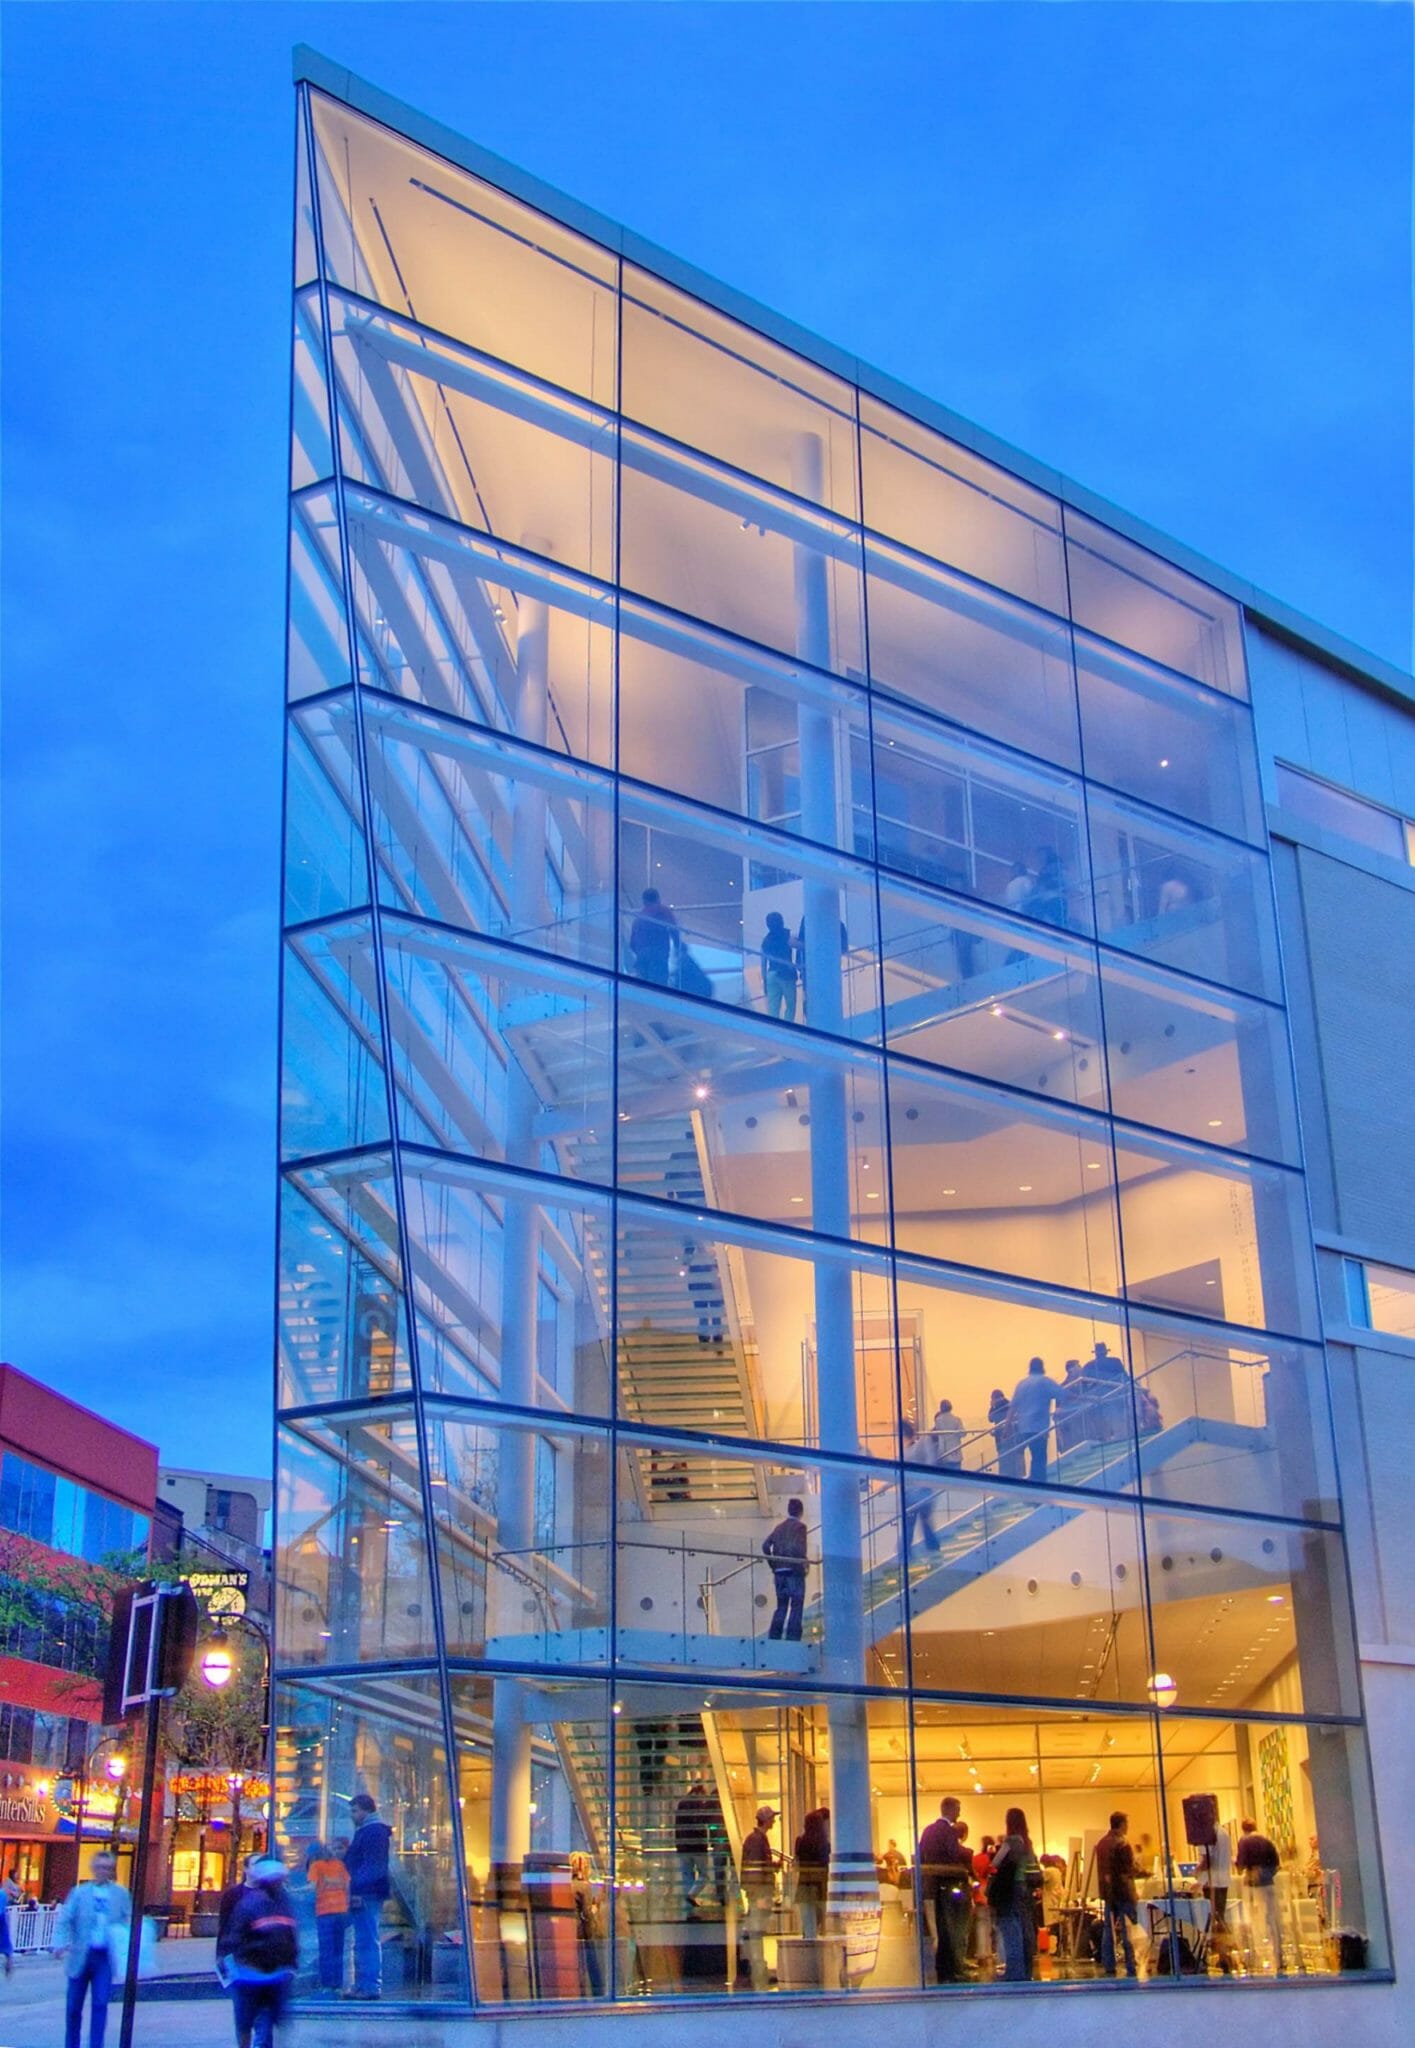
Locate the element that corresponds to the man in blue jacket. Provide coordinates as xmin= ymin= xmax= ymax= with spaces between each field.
xmin=344 ymin=1793 xmax=392 ymax=1999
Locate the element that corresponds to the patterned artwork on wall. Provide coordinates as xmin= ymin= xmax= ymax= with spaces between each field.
xmin=1259 ymin=1726 xmax=1295 ymax=1851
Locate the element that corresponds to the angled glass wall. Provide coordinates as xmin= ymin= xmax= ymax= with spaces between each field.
xmin=273 ymin=76 xmax=1387 ymax=2008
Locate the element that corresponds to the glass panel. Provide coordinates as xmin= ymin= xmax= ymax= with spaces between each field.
xmin=1275 ymin=762 xmax=1407 ymax=862
xmin=618 ymin=788 xmax=880 ymax=1033
xmin=1114 ymin=1126 xmax=1318 ymax=1338
xmin=606 ymin=1682 xmax=912 ymax=1996
xmin=877 ymin=876 xmax=1107 ymax=1111
xmin=287 ymin=486 xmax=350 ymax=701
xmin=291 ymin=286 xmax=334 ymax=489
xmin=1363 ymin=1259 xmax=1415 ymax=1339
xmin=865 ymin=539 xmax=1080 ymax=768
xmin=294 ymin=110 xmax=318 ymax=289
xmin=343 ymin=487 xmax=615 ymax=765
xmin=1064 ymin=510 xmax=1247 ymax=700
xmin=887 ymin=1064 xmax=1121 ymax=1298
xmin=363 ymin=921 xmax=613 ymax=1172
xmin=615 ymin=986 xmax=888 ymax=1241
xmin=448 ymin=1671 xmax=613 ymax=2003
xmin=361 ymin=696 xmax=616 ymax=966
xmin=328 ymin=292 xmax=616 ymax=583
xmin=910 ymin=1700 xmax=1170 ymax=1980
xmin=278 ymin=1167 xmax=412 ymax=1407
xmin=903 ymin=1479 xmax=1150 ymax=1706
xmin=622 ymin=268 xmax=858 ymax=517
xmin=310 ymin=93 xmax=618 ymax=405
xmin=618 ymin=598 xmax=871 ymax=852
xmin=1125 ymin=1314 xmax=1338 ymax=1524
xmin=401 ymin=1155 xmax=612 ymax=1416
xmin=285 ymin=700 xmax=370 ymax=926
xmin=276 ymin=1410 xmax=436 ymax=1666
xmin=1075 ymin=630 xmax=1265 ymax=841
xmin=280 ymin=927 xmax=389 ymax=1161
xmin=1144 ymin=1513 xmax=1359 ymax=1721
xmin=859 ymin=398 xmax=1067 ymax=614
xmin=615 ymin=1200 xmax=897 ymax=1457
xmin=872 ymin=699 xmax=1092 ymax=933
xmin=426 ymin=1407 xmax=611 ymax=1663
xmin=1159 ymin=1716 xmax=1388 ymax=1973
xmin=1099 ymin=954 xmax=1299 ymax=1164
xmin=892 ymin=1258 xmax=1133 ymax=1494
xmin=274 ymin=1671 xmax=467 ymax=2000
xmin=1088 ymin=791 xmax=1282 ymax=1001
xmin=612 ymin=1441 xmax=900 ymax=1686
xmin=620 ymin=426 xmax=866 ymax=679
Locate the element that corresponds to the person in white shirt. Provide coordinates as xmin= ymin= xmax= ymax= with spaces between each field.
xmin=1198 ymin=1825 xmax=1234 ymax=1974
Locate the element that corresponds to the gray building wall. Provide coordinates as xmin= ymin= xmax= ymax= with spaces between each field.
xmin=1248 ymin=616 xmax=1415 ymax=1994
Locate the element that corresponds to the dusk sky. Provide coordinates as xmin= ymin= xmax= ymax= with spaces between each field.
xmin=1 ymin=1 xmax=1410 ymax=1479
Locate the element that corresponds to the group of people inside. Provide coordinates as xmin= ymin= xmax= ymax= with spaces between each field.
xmin=916 ymin=1797 xmax=1049 ymax=1983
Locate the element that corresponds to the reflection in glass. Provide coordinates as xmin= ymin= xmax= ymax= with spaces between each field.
xmin=276 ymin=1412 xmax=436 ymax=1667
xmin=278 ymin=1167 xmax=410 ymax=1408
xmin=287 ymin=486 xmax=349 ymax=701
xmin=285 ymin=699 xmax=369 ymax=926
xmin=280 ymin=927 xmax=389 ymax=1162
xmin=274 ymin=1672 xmax=467 ymax=2000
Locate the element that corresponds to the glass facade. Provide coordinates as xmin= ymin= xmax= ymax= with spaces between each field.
xmin=274 ymin=78 xmax=1388 ymax=2005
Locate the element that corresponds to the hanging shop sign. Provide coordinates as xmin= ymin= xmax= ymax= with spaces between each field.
xmin=183 ymin=1569 xmax=250 ymax=1617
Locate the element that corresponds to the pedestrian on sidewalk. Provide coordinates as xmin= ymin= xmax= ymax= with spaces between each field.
xmin=224 ymin=1857 xmax=297 ymax=2048
xmin=53 ymin=1849 xmax=131 ymax=2048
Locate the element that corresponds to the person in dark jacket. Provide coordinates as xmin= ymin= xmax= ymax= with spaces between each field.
xmin=762 ymin=1498 xmax=809 ymax=1641
xmin=629 ymin=888 xmax=679 ymax=985
xmin=793 ymin=1806 xmax=831 ymax=1941
xmin=345 ymin=1793 xmax=393 ymax=1998
xmin=1094 ymin=1811 xmax=1138 ymax=1977
xmin=761 ymin=912 xmax=799 ymax=1020
xmin=224 ymin=1858 xmax=297 ymax=2048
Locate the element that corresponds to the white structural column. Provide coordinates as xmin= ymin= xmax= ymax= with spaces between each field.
xmin=489 ymin=590 xmax=551 ymax=1878
xmin=793 ymin=435 xmax=876 ymax=1951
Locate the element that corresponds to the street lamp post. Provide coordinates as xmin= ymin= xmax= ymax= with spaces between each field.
xmin=198 ymin=1611 xmax=273 ymax=1869
xmin=227 ymin=1771 xmax=247 ymax=1881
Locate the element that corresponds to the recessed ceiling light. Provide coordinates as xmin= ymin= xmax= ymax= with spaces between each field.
xmin=866 ymin=1190 xmax=880 ymax=1199
xmin=942 ymin=1187 xmax=956 ymax=1195
xmin=1019 ymin=1184 xmax=1032 ymax=1192
xmin=1052 ymin=1030 xmax=1068 ymax=1042
xmin=694 ymin=1084 xmax=710 ymax=1100
xmin=1159 ymin=758 xmax=1170 ymax=768
xmin=1086 ymin=1161 xmax=1102 ymax=1170
xmin=990 ymin=1005 xmax=1004 ymax=1018
xmin=1207 ymin=1118 xmax=1223 ymax=1128
xmin=790 ymin=1195 xmax=805 ymax=1204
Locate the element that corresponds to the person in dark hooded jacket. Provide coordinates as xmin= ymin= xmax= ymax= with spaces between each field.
xmin=224 ymin=1857 xmax=297 ymax=2048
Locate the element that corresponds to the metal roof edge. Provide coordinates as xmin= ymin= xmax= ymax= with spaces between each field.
xmin=290 ymin=45 xmax=1415 ymax=714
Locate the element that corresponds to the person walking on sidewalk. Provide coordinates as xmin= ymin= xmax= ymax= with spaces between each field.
xmin=54 ymin=1851 xmax=131 ymax=2048
xmin=224 ymin=1857 xmax=297 ymax=2048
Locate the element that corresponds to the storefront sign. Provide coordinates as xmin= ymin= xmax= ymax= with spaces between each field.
xmin=0 ymin=1766 xmax=61 ymax=1836
xmin=170 ymin=1772 xmax=270 ymax=1803
xmin=184 ymin=1569 xmax=250 ymax=1616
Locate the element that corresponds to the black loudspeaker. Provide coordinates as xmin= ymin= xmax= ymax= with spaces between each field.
xmin=1183 ymin=1793 xmax=1219 ymax=1848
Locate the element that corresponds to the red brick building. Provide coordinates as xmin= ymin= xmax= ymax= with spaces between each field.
xmin=0 ymin=1364 xmax=156 ymax=1898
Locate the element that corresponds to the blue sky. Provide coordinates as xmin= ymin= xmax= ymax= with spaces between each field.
xmin=1 ymin=1 xmax=1410 ymax=1477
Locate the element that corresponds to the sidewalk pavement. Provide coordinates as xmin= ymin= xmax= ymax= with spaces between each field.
xmin=0 ymin=1943 xmax=478 ymax=2048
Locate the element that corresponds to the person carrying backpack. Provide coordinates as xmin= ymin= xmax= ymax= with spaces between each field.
xmin=223 ymin=1858 xmax=297 ymax=2048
